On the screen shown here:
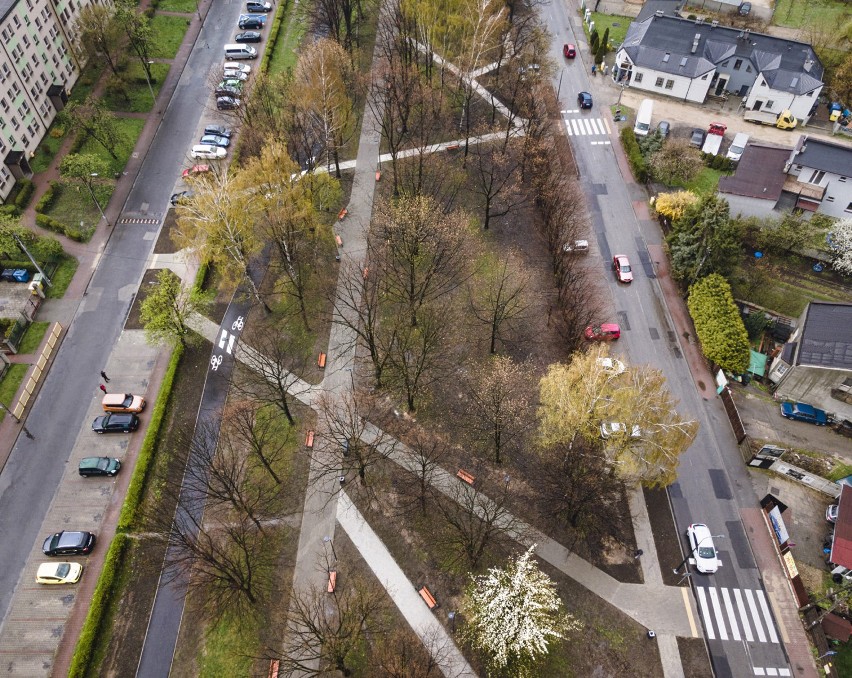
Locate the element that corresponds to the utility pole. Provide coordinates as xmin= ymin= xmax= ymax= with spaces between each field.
xmin=12 ymin=234 xmax=52 ymax=287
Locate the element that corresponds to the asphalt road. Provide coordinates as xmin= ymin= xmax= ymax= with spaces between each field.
xmin=543 ymin=2 xmax=791 ymax=676
xmin=0 ymin=0 xmax=243 ymax=633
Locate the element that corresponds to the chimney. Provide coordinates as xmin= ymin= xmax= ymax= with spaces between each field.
xmin=655 ymin=9 xmax=664 ymax=16
xmin=691 ymin=33 xmax=701 ymax=53
xmin=804 ymin=57 xmax=813 ymax=72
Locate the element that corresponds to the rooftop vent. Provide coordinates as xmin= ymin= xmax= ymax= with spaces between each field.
xmin=711 ymin=20 xmax=719 ymax=28
xmin=691 ymin=33 xmax=701 ymax=53
xmin=680 ymin=57 xmax=688 ymax=67
xmin=655 ymin=9 xmax=664 ymax=17
xmin=791 ymin=77 xmax=799 ymax=87
xmin=663 ymin=52 xmax=670 ymax=62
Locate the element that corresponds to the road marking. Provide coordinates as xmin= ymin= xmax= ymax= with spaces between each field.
xmin=695 ymin=586 xmax=715 ymax=639
xmin=756 ymin=591 xmax=779 ymax=643
xmin=733 ymin=588 xmax=754 ymax=641
xmin=744 ymin=589 xmax=767 ymax=642
xmin=563 ymin=116 xmax=610 ymax=138
xmin=681 ymin=586 xmax=699 ymax=637
xmin=778 ymin=669 xmax=791 ymax=676
xmin=227 ymin=333 xmax=236 ymax=354
xmin=720 ymin=588 xmax=740 ymax=641
xmin=218 ymin=328 xmax=228 ymax=349
xmin=708 ymin=587 xmax=729 ymax=640
xmin=590 ymin=141 xmax=612 ymax=145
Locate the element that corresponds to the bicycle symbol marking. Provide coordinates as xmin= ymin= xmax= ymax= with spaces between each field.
xmin=210 ymin=354 xmax=223 ymax=371
xmin=232 ymin=316 xmax=245 ymax=332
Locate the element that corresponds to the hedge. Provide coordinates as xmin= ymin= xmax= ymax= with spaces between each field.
xmin=13 ymin=179 xmax=35 ymax=209
xmin=687 ymin=273 xmax=750 ymax=374
xmin=35 ymin=180 xmax=60 ymax=213
xmin=34 ymin=214 xmax=93 ymax=242
xmin=260 ymin=0 xmax=289 ymax=74
xmin=620 ymin=126 xmax=649 ymax=183
xmin=67 ymin=534 xmax=129 ymax=678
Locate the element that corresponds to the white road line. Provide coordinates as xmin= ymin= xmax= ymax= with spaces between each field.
xmin=218 ymin=328 xmax=228 ymax=349
xmin=720 ymin=588 xmax=741 ymax=641
xmin=571 ymin=119 xmax=582 ymax=135
xmin=592 ymin=118 xmax=605 ymax=135
xmin=708 ymin=587 xmax=729 ymax=640
xmin=778 ymin=669 xmax=791 ymax=676
xmin=226 ymin=334 xmax=236 ymax=354
xmin=583 ymin=119 xmax=594 ymax=135
xmin=561 ymin=109 xmax=579 ymax=114
xmin=603 ymin=116 xmax=612 ymax=135
xmin=756 ymin=591 xmax=779 ymax=643
xmin=590 ymin=141 xmax=611 ymax=145
xmin=733 ymin=588 xmax=754 ymax=642
xmin=745 ymin=589 xmax=767 ymax=642
xmin=766 ymin=668 xmax=779 ymax=676
xmin=754 ymin=669 xmax=766 ymax=676
xmin=695 ymin=587 xmax=715 ymax=639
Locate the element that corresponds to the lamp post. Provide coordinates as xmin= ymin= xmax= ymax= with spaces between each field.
xmin=143 ymin=60 xmax=156 ymax=104
xmin=673 ymin=534 xmax=725 ymax=575
xmin=448 ymin=611 xmax=456 ymax=633
xmin=88 ymin=174 xmax=109 ymax=227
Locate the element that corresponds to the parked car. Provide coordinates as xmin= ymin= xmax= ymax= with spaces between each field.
xmin=223 ymin=68 xmax=249 ymax=81
xmin=738 ymin=1 xmax=751 ymax=14
xmin=170 ymin=190 xmax=194 ymax=206
xmin=563 ymin=43 xmax=576 ymax=58
xmin=780 ymin=401 xmax=828 ymax=426
xmin=686 ymin=523 xmax=720 ymax=574
xmin=215 ymin=83 xmax=242 ymax=98
xmin=223 ymin=61 xmax=252 ymax=74
xmin=217 ymin=96 xmax=242 ymax=111
xmin=657 ymin=120 xmax=670 ymax=138
xmin=92 ymin=412 xmax=140 ymax=433
xmin=238 ymin=14 xmax=265 ymax=29
xmin=577 ymin=91 xmax=593 ymax=109
xmin=246 ymin=0 xmax=272 ymax=11
xmin=182 ymin=164 xmax=210 ymax=178
xmin=612 ymin=254 xmax=633 ymax=283
xmin=562 ymin=239 xmax=589 ymax=253
xmin=42 ymin=531 xmax=96 ymax=557
xmin=234 ymin=31 xmax=262 ymax=43
xmin=36 ymin=562 xmax=83 ymax=584
xmin=596 ymin=357 xmax=626 ymax=375
xmin=78 ymin=457 xmax=122 ymax=477
xmin=600 ymin=422 xmax=641 ymax=439
xmin=201 ymin=134 xmax=230 ymax=148
xmin=102 ymin=392 xmax=146 ymax=413
xmin=190 ymin=144 xmax=227 ymax=160
xmin=827 ymin=504 xmax=839 ymax=523
xmin=584 ymin=323 xmax=621 ymax=341
xmin=204 ymin=124 xmax=233 ymax=139
xmin=690 ymin=128 xmax=706 ymax=148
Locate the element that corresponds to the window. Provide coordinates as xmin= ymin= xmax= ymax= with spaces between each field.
xmin=655 ymin=77 xmax=664 ymax=87
xmin=21 ymin=134 xmax=28 ymax=146
xmin=840 ymin=177 xmax=847 ymax=183
xmin=10 ymin=82 xmax=20 ymax=97
xmin=0 ymin=140 xmax=5 ymax=154
xmin=746 ymin=65 xmax=752 ymax=73
xmin=766 ymin=100 xmax=775 ymax=109
xmin=12 ymin=16 xmax=20 ymax=28
xmin=734 ymin=59 xmax=743 ymax=70
xmin=634 ymin=73 xmax=643 ymax=83
xmin=665 ymin=79 xmax=674 ymax=89
xmin=826 ymin=196 xmax=835 ymax=203
xmin=723 ymin=60 xmax=730 ymax=67
xmin=0 ymin=29 xmax=8 ymax=42
xmin=21 ymin=34 xmax=30 ymax=48
xmin=701 ymin=73 xmax=708 ymax=79
xmin=35 ymin=17 xmax=41 ymax=29
xmin=11 ymin=116 xmax=19 ymax=130
xmin=0 ymin=98 xmax=7 ymax=112
xmin=808 ymin=170 xmax=825 ymax=184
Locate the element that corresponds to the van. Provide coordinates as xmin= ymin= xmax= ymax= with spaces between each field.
xmin=224 ymin=44 xmax=258 ymax=60
xmin=726 ymin=132 xmax=749 ymax=162
xmin=634 ymin=99 xmax=653 ymax=137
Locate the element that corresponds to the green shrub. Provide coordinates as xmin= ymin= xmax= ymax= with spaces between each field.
xmin=260 ymin=0 xmax=288 ymax=73
xmin=620 ymin=127 xmax=649 ymax=183
xmin=35 ymin=181 xmax=60 ymax=213
xmin=687 ymin=273 xmax=750 ymax=374
xmin=0 ymin=205 xmax=20 ymax=217
xmin=35 ymin=213 xmax=66 ymax=234
xmin=13 ymin=179 xmax=35 ymax=209
xmin=67 ymin=534 xmax=129 ymax=678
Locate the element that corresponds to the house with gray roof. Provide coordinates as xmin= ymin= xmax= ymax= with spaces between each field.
xmin=613 ymin=13 xmax=823 ymax=122
xmin=768 ymin=302 xmax=852 ymax=421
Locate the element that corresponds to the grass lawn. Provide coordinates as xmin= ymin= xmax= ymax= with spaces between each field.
xmin=680 ymin=167 xmax=726 ymax=196
xmin=588 ymin=13 xmax=633 ymax=48
xmin=157 ymin=0 xmax=198 ymax=11
xmin=773 ymin=0 xmax=850 ymax=35
xmin=196 ymin=604 xmax=260 ymax=677
xmin=17 ymin=322 xmax=50 ymax=354
xmin=102 ymin=63 xmax=171 ymax=113
xmin=30 ymin=124 xmax=69 ymax=175
xmin=0 ymin=363 xmax=30 ymax=423
xmin=45 ymin=256 xmax=79 ymax=299
xmin=42 ymin=180 xmax=114 ymax=235
xmin=77 ymin=116 xmax=146 ymax=175
xmin=268 ymin=6 xmax=307 ymax=75
xmin=149 ymin=14 xmax=191 ymax=59
xmin=69 ymin=62 xmax=101 ymax=104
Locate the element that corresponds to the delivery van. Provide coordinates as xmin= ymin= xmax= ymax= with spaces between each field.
xmin=224 ymin=44 xmax=258 ymax=60
xmin=634 ymin=99 xmax=653 ymax=137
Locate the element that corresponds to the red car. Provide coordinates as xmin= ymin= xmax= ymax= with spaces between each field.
xmin=182 ymin=164 xmax=210 ymax=178
xmin=613 ymin=254 xmax=633 ymax=283
xmin=585 ymin=323 xmax=621 ymax=341
xmin=563 ymin=44 xmax=576 ymax=59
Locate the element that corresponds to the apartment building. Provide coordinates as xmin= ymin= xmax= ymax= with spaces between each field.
xmin=0 ymin=0 xmax=87 ymax=202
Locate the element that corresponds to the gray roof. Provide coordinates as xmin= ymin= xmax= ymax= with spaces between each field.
xmin=620 ymin=15 xmax=823 ymax=94
xmin=636 ymin=0 xmax=684 ymax=22
xmin=795 ymin=302 xmax=852 ymax=370
xmin=718 ymin=143 xmax=790 ymax=199
xmin=789 ymin=136 xmax=852 ymax=178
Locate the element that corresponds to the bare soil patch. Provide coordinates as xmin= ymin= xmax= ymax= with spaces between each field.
xmin=645 ymin=486 xmax=689 ymax=588
xmin=677 ymin=637 xmax=714 ymax=678
xmin=154 ymin=208 xmax=180 ymax=254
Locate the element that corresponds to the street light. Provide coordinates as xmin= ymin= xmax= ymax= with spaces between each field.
xmin=88 ymin=173 xmax=109 ymax=227
xmin=673 ymin=534 xmax=725 ymax=575
xmin=142 ymin=60 xmax=156 ymax=104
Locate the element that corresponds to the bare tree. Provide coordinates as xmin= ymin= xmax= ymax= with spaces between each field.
xmin=221 ymin=399 xmax=295 ymax=485
xmin=372 ymin=626 xmax=456 ymax=678
xmin=470 ymin=251 xmax=530 ymax=354
xmin=469 ymin=137 xmax=526 ymax=230
xmin=393 ymin=429 xmax=450 ymax=516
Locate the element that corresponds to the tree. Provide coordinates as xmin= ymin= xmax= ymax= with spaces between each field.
xmin=221 ymin=399 xmax=295 ymax=485
xmin=590 ymin=29 xmax=599 ymax=54
xmin=114 ymin=0 xmax=155 ymax=85
xmin=755 ymin=211 xmax=829 ymax=256
xmin=831 ymin=53 xmax=852 ymax=110
xmin=371 ymin=626 xmax=450 ymax=678
xmin=470 ymin=251 xmax=530 ymax=353
xmin=470 ymin=137 xmax=525 ymax=230
xmin=140 ymin=269 xmax=210 ymax=348
xmin=74 ymin=4 xmax=123 ymax=76
xmin=829 ymin=218 xmax=852 ymax=275
xmin=653 ymin=190 xmax=698 ymax=223
xmin=649 ymin=138 xmax=703 ymax=186
xmin=462 ymin=546 xmax=578 ymax=675
xmin=65 ymin=97 xmax=124 ymax=161
xmin=393 ymin=430 xmax=449 ymax=517
xmin=687 ymin=273 xmax=751 ymax=374
xmin=58 ymin=153 xmax=111 ymax=215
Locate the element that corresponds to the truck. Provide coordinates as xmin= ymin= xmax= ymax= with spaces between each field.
xmin=701 ymin=122 xmax=727 ymax=156
xmin=743 ymin=108 xmax=798 ymax=129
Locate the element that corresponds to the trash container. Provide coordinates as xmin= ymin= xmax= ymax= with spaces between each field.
xmin=12 ymin=269 xmax=29 ymax=283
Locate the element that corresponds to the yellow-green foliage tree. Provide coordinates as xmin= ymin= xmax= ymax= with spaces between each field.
xmin=687 ymin=273 xmax=750 ymax=374
xmin=654 ymin=191 xmax=698 ymax=222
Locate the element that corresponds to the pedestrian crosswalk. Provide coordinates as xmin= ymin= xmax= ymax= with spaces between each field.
xmin=561 ymin=110 xmax=611 ymax=144
xmin=695 ymin=586 xmax=780 ymax=644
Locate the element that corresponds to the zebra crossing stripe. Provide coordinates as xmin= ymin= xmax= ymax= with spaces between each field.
xmin=708 ymin=587 xmax=729 ymax=640
xmin=733 ymin=588 xmax=754 ymax=642
xmin=603 ymin=116 xmax=612 ymax=135
xmin=695 ymin=587 xmax=715 ymax=639
xmin=744 ymin=589 xmax=767 ymax=642
xmin=721 ymin=588 xmax=741 ymax=641
xmin=571 ymin=119 xmax=581 ymax=135
xmin=756 ymin=591 xmax=779 ymax=643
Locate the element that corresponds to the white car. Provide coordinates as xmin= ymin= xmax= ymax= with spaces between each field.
xmin=223 ymin=69 xmax=249 ymax=81
xmin=36 ymin=561 xmax=83 ymax=584
xmin=223 ymin=61 xmax=252 ymax=74
xmin=190 ymin=144 xmax=227 ymax=160
xmin=596 ymin=357 xmax=626 ymax=375
xmin=687 ymin=523 xmax=720 ymax=574
xmin=600 ymin=422 xmax=641 ymax=439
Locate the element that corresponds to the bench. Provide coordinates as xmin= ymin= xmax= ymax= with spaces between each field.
xmin=317 ymin=352 xmax=327 ymax=369
xmin=268 ymin=659 xmax=280 ymax=678
xmin=445 ymin=143 xmax=460 ymax=151
xmin=305 ymin=430 xmax=315 ymax=448
xmin=375 ymin=170 xmax=381 ymax=182
xmin=418 ymin=585 xmax=438 ymax=609
xmin=328 ymin=570 xmax=337 ymax=593
xmin=457 ymin=469 xmax=475 ymax=485
xmin=338 ymin=208 xmax=348 ymax=220
xmin=362 ymin=266 xmax=369 ymax=280
xmin=335 ymin=234 xmax=343 ymax=247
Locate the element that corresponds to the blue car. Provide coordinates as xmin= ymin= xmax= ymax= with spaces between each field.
xmin=577 ymin=91 xmax=593 ymax=109
xmin=780 ymin=401 xmax=828 ymax=426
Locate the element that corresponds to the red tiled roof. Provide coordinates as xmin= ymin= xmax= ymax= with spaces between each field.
xmin=821 ymin=612 xmax=852 ymax=642
xmin=830 ymin=485 xmax=852 ymax=568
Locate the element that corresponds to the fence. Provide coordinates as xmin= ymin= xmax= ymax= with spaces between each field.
xmin=13 ymin=322 xmax=62 ymax=420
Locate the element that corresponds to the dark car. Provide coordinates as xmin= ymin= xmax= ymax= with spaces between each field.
xmin=238 ymin=14 xmax=265 ymax=29
xmin=657 ymin=120 xmax=671 ymax=138
xmin=204 ymin=124 xmax=232 ymax=139
xmin=738 ymin=1 xmax=751 ymax=14
xmin=780 ymin=401 xmax=828 ymax=425
xmin=690 ymin=128 xmax=706 ymax=147
xmin=246 ymin=0 xmax=272 ymax=11
xmin=78 ymin=457 xmax=121 ymax=477
xmin=577 ymin=91 xmax=593 ymax=109
xmin=563 ymin=43 xmax=576 ymax=59
xmin=92 ymin=412 xmax=140 ymax=434
xmin=42 ymin=531 xmax=96 ymax=556
xmin=201 ymin=134 xmax=230 ymax=148
xmin=170 ymin=191 xmax=193 ymax=206
xmin=217 ymin=96 xmax=241 ymax=110
xmin=234 ymin=31 xmax=262 ymax=43
xmin=215 ymin=86 xmax=241 ymax=99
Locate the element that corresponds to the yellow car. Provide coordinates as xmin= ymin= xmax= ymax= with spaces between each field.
xmin=36 ymin=562 xmax=83 ymax=584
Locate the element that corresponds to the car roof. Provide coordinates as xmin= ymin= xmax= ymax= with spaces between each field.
xmin=600 ymin=323 xmax=620 ymax=332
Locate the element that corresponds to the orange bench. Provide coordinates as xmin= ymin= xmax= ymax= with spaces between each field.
xmin=305 ymin=430 xmax=315 ymax=448
xmin=457 ymin=469 xmax=475 ymax=485
xmin=338 ymin=208 xmax=348 ymax=220
xmin=335 ymin=234 xmax=343 ymax=247
xmin=268 ymin=659 xmax=280 ymax=678
xmin=328 ymin=570 xmax=337 ymax=593
xmin=317 ymin=353 xmax=327 ymax=368
xmin=418 ymin=585 xmax=438 ymax=609
xmin=446 ymin=143 xmax=460 ymax=151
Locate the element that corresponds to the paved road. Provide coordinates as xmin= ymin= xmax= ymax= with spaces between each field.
xmin=544 ymin=2 xmax=792 ymax=677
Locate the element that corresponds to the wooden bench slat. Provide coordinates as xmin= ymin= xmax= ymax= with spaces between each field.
xmin=317 ymin=352 xmax=327 ymax=368
xmin=457 ymin=469 xmax=475 ymax=484
xmin=305 ymin=430 xmax=315 ymax=448
xmin=328 ymin=570 xmax=337 ymax=593
xmin=418 ymin=585 xmax=438 ymax=609
xmin=268 ymin=659 xmax=280 ymax=678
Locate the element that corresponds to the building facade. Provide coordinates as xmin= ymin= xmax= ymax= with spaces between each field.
xmin=782 ymin=135 xmax=852 ymax=219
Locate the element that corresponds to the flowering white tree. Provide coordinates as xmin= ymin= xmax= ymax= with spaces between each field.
xmin=461 ymin=545 xmax=579 ymax=674
xmin=829 ymin=218 xmax=852 ymax=275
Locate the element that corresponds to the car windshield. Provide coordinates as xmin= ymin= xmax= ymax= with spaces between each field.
xmin=621 ymin=263 xmax=631 ymax=272
xmin=698 ymin=546 xmax=716 ymax=559
xmin=56 ymin=563 xmax=70 ymax=577
xmin=97 ymin=458 xmax=110 ymax=469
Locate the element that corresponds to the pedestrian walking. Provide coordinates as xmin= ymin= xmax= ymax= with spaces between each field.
xmin=22 ymin=426 xmax=34 ymax=440
xmin=591 ymin=64 xmax=596 ymax=76
xmin=100 ymin=370 xmax=110 ymax=383
xmin=99 ymin=384 xmax=107 ymax=393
